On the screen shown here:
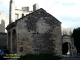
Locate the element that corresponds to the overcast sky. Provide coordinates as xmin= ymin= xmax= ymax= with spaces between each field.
xmin=0 ymin=0 xmax=80 ymax=30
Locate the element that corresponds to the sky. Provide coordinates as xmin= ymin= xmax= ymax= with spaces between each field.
xmin=0 ymin=0 xmax=80 ymax=30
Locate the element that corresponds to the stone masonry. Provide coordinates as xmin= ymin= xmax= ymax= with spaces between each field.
xmin=6 ymin=8 xmax=62 ymax=56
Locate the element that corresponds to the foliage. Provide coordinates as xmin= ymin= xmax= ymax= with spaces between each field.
xmin=18 ymin=54 xmax=62 ymax=60
xmin=72 ymin=27 xmax=80 ymax=53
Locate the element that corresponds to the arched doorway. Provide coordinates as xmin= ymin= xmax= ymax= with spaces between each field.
xmin=12 ymin=29 xmax=17 ymax=53
xmin=8 ymin=31 xmax=11 ymax=51
xmin=62 ymin=42 xmax=71 ymax=55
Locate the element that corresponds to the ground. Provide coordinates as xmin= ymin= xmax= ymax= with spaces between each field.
xmin=62 ymin=53 xmax=80 ymax=60
xmin=62 ymin=58 xmax=80 ymax=60
xmin=1 ymin=58 xmax=18 ymax=60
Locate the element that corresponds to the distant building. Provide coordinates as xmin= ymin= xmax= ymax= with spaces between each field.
xmin=15 ymin=7 xmax=32 ymax=20
xmin=6 ymin=8 xmax=62 ymax=56
xmin=0 ymin=0 xmax=39 ymax=32
xmin=0 ymin=12 xmax=7 ymax=47
xmin=9 ymin=0 xmax=39 ymax=24
xmin=0 ymin=11 xmax=9 ymax=32
xmin=62 ymin=28 xmax=72 ymax=36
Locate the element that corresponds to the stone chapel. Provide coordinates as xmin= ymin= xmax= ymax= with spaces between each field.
xmin=6 ymin=0 xmax=62 ymax=56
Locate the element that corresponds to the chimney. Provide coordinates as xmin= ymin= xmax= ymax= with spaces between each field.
xmin=33 ymin=3 xmax=39 ymax=11
xmin=9 ymin=0 xmax=15 ymax=24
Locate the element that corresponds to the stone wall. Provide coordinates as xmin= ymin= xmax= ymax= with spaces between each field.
xmin=7 ymin=8 xmax=62 ymax=56
xmin=16 ymin=8 xmax=62 ymax=55
xmin=52 ymin=25 xmax=62 ymax=55
xmin=17 ymin=19 xmax=33 ymax=55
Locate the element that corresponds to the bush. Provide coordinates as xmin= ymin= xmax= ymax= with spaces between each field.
xmin=18 ymin=54 xmax=62 ymax=60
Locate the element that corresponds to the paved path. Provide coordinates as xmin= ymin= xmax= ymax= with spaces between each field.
xmin=62 ymin=58 xmax=80 ymax=60
xmin=1 ymin=58 xmax=18 ymax=60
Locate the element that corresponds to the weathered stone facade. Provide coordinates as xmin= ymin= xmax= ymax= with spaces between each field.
xmin=6 ymin=8 xmax=62 ymax=56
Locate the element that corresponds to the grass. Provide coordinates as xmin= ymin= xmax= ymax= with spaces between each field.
xmin=18 ymin=54 xmax=62 ymax=60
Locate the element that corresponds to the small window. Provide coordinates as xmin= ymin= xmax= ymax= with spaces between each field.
xmin=72 ymin=47 xmax=74 ymax=49
xmin=32 ymin=33 xmax=36 ymax=34
xmin=20 ymin=47 xmax=23 ymax=52
xmin=22 ymin=14 xmax=24 ymax=17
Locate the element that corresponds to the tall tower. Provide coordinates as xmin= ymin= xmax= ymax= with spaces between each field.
xmin=9 ymin=0 xmax=15 ymax=24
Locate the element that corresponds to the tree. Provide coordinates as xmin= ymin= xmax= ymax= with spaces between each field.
xmin=72 ymin=27 xmax=80 ymax=53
